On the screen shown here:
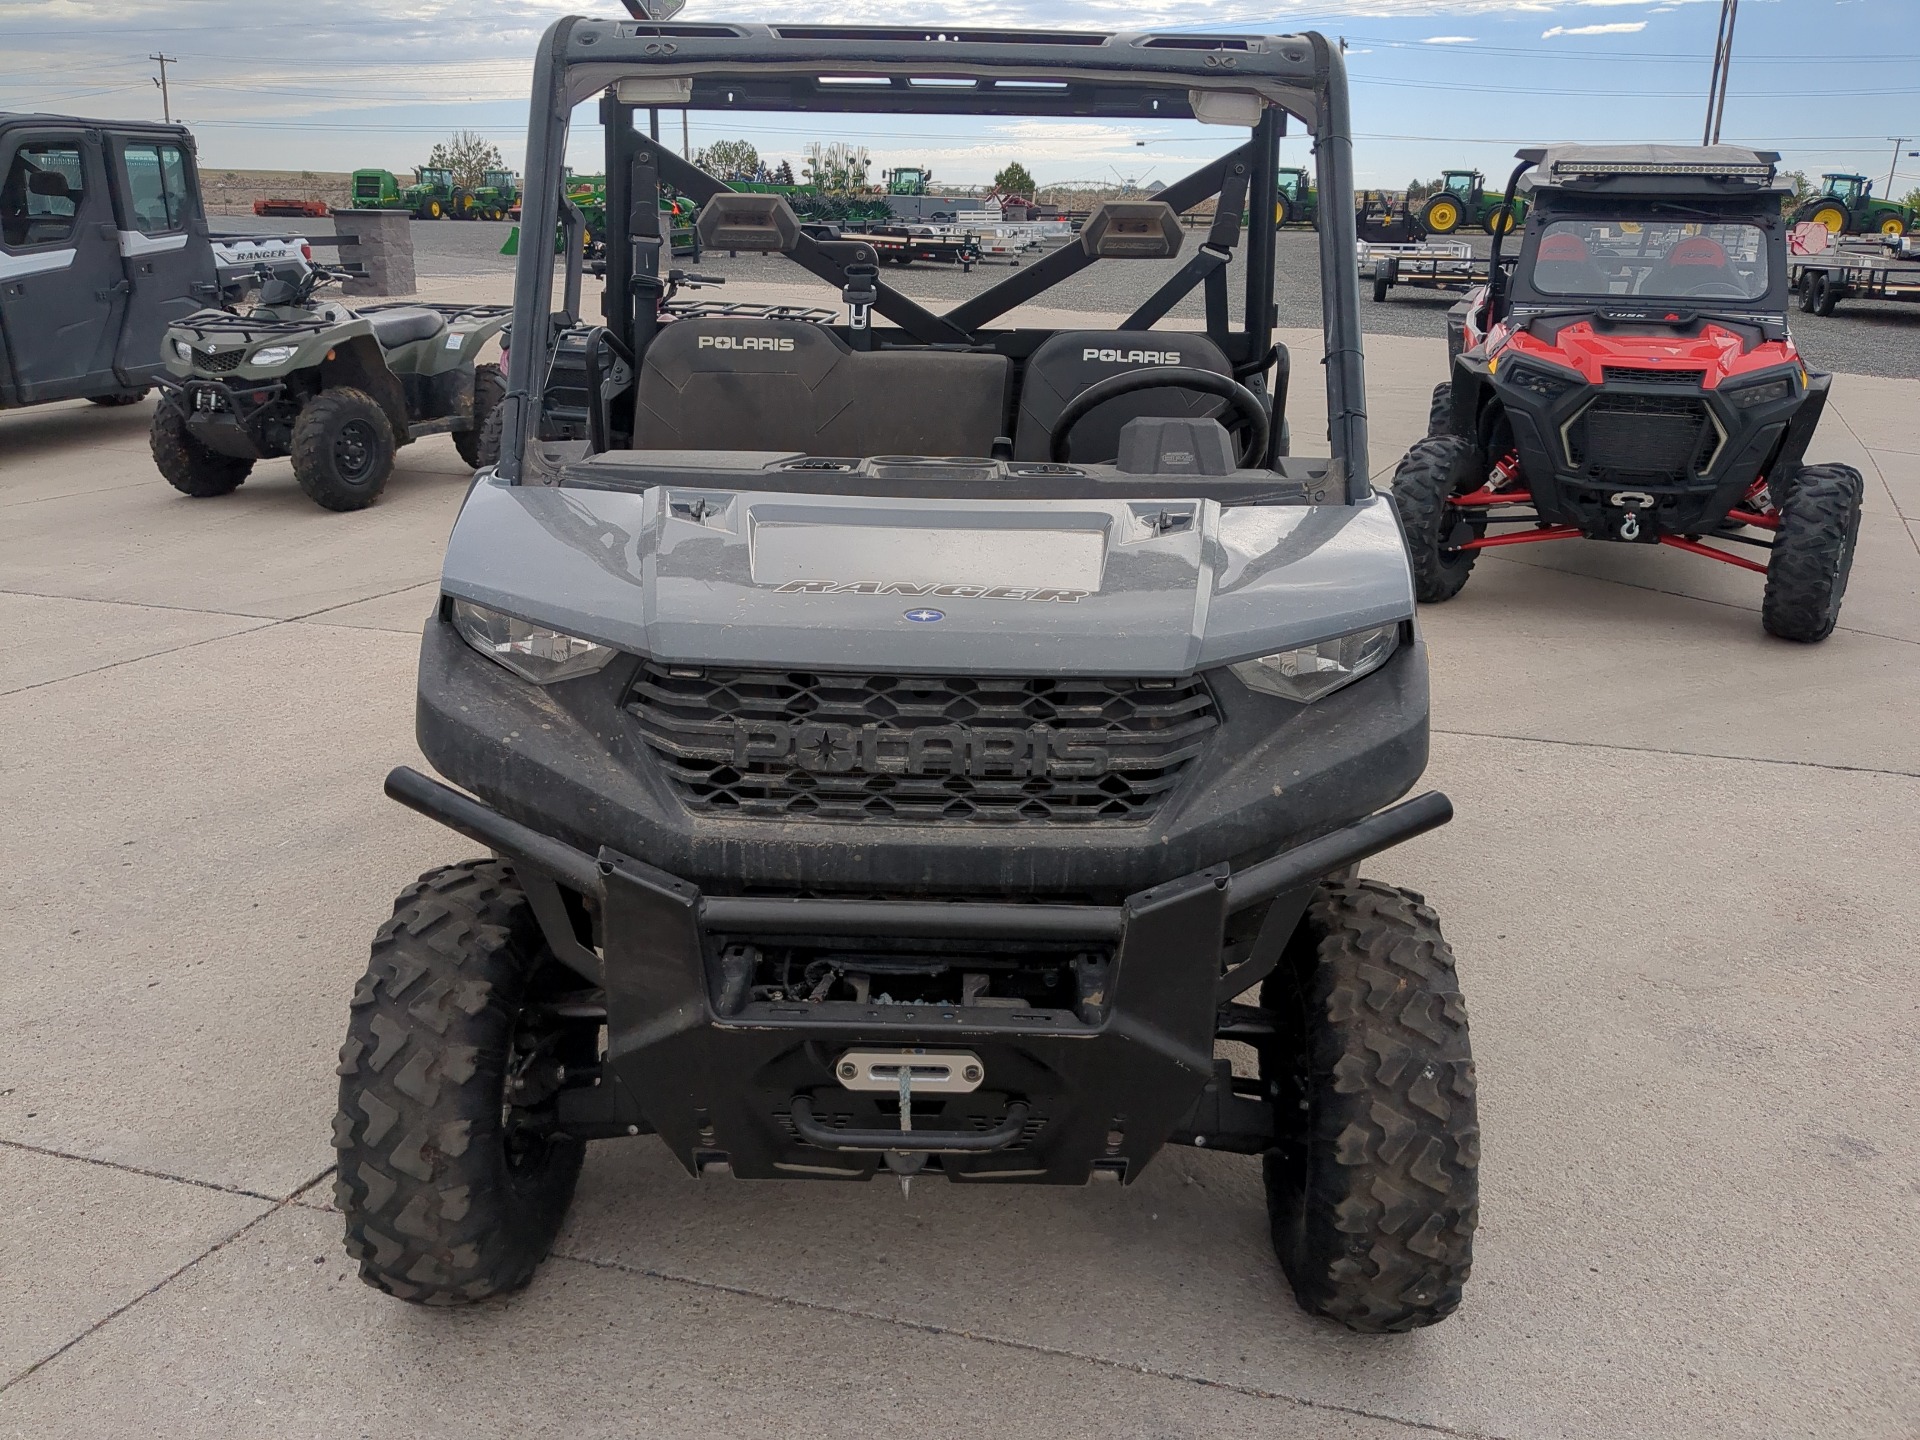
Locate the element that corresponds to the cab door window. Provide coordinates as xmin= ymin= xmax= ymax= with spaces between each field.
xmin=121 ymin=142 xmax=191 ymax=235
xmin=1 ymin=142 xmax=85 ymax=248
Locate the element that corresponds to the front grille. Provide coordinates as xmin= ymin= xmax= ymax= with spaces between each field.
xmin=628 ymin=663 xmax=1217 ymax=825
xmin=192 ymin=347 xmax=244 ymax=373
xmin=1565 ymin=394 xmax=1718 ymax=479
xmin=1602 ymin=366 xmax=1706 ymax=386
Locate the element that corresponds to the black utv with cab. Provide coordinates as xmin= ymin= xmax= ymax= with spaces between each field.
xmin=338 ymin=19 xmax=1479 ymax=1334
xmin=1396 ymin=144 xmax=1863 ymax=643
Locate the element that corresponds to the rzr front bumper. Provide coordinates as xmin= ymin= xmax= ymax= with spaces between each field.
xmin=383 ymin=765 xmax=1452 ymax=1185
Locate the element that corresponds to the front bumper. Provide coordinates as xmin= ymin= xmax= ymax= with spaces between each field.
xmin=385 ymin=764 xmax=1453 ymax=1184
xmin=1479 ymin=366 xmax=1821 ymax=539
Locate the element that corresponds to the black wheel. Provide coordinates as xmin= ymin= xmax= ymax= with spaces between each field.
xmin=1372 ymin=269 xmax=1390 ymax=303
xmin=1390 ymin=434 xmax=1481 ymax=602
xmin=1811 ymin=271 xmax=1840 ymax=316
xmin=150 ymin=401 xmax=253 ymax=497
xmin=334 ymin=859 xmax=592 ymax=1305
xmin=1797 ymin=272 xmax=1818 ymax=314
xmin=1259 ymin=879 xmax=1478 ymax=1333
xmin=89 ymin=388 xmax=148 ymax=406
xmin=1762 ymin=463 xmax=1863 ymax=643
xmin=1427 ymin=381 xmax=1454 ymax=437
xmin=290 ymin=387 xmax=396 ymax=511
xmin=454 ymin=363 xmax=504 ymax=469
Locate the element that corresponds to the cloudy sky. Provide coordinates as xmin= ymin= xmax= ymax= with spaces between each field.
xmin=5 ymin=0 xmax=1916 ymax=195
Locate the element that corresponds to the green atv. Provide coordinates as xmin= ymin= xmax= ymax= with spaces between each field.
xmin=1419 ymin=169 xmax=1525 ymax=236
xmin=1792 ymin=173 xmax=1911 ymax=238
xmin=150 ymin=265 xmax=509 ymax=511
xmin=1274 ymin=165 xmax=1318 ymax=227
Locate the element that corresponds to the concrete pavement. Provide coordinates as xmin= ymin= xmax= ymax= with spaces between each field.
xmin=1 ymin=310 xmax=1915 ymax=1438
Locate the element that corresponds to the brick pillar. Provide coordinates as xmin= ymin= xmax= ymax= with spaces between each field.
xmin=330 ymin=209 xmax=416 ymax=297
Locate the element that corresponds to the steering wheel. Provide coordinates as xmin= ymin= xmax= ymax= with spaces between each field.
xmin=1048 ymin=366 xmax=1271 ymax=466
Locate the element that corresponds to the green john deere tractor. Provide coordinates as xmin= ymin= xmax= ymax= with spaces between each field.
xmin=885 ymin=165 xmax=931 ymax=196
xmin=1792 ymin=173 xmax=1912 ymax=238
xmin=1419 ymin=169 xmax=1525 ymax=236
xmin=404 ymin=165 xmax=474 ymax=220
xmin=1274 ymin=165 xmax=1318 ymax=227
xmin=470 ymin=169 xmax=520 ymax=222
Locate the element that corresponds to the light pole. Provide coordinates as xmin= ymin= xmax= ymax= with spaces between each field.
xmin=1702 ymin=0 xmax=1739 ymax=146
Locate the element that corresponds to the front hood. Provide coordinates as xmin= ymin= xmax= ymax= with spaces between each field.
xmin=438 ymin=476 xmax=1414 ymax=678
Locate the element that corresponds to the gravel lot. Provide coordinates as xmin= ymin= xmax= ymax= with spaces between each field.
xmin=217 ymin=214 xmax=1920 ymax=378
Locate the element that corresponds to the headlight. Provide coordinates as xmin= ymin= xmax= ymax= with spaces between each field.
xmin=450 ymin=598 xmax=615 ymax=685
xmin=250 ymin=344 xmax=299 ymax=367
xmin=172 ymin=338 xmax=193 ymax=361
xmin=1229 ymin=624 xmax=1399 ymax=704
xmin=1723 ymin=371 xmax=1796 ymax=409
xmin=1499 ymin=360 xmax=1582 ymax=402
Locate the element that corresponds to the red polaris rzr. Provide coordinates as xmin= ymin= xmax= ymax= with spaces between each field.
xmin=1392 ymin=144 xmax=1863 ymax=643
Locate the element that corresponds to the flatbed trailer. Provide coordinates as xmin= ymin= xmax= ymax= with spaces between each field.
xmin=1789 ymin=249 xmax=1920 ymax=315
xmin=1359 ymin=240 xmax=1483 ymax=301
xmin=838 ymin=226 xmax=983 ymax=271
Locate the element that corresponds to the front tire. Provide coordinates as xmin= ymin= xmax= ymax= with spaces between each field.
xmin=1420 ymin=196 xmax=1461 ymax=235
xmin=1390 ymin=434 xmax=1481 ymax=602
xmin=1260 ymin=880 xmax=1479 ymax=1333
xmin=291 ymin=387 xmax=396 ymax=511
xmin=334 ymin=860 xmax=589 ymax=1305
xmin=150 ymin=402 xmax=253 ymax=497
xmin=454 ymin=363 xmax=504 ymax=470
xmin=1762 ymin=463 xmax=1863 ymax=643
xmin=1427 ymin=381 xmax=1454 ymax=437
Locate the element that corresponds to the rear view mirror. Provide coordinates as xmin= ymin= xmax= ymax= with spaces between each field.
xmin=27 ymin=170 xmax=72 ymax=199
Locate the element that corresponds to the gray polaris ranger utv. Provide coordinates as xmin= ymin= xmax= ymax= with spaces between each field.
xmin=338 ymin=18 xmax=1479 ymax=1333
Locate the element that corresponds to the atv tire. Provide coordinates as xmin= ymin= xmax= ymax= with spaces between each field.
xmin=291 ymin=387 xmax=396 ymax=511
xmin=1390 ymin=434 xmax=1481 ymax=603
xmin=334 ymin=859 xmax=588 ymax=1305
xmin=454 ymin=363 xmax=504 ymax=470
xmin=150 ymin=402 xmax=253 ymax=497
xmin=1426 ymin=381 xmax=1454 ymax=437
xmin=1762 ymin=463 xmax=1863 ymax=643
xmin=1260 ymin=880 xmax=1478 ymax=1333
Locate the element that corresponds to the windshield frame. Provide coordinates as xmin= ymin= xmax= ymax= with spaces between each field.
xmin=1510 ymin=195 xmax=1787 ymax=313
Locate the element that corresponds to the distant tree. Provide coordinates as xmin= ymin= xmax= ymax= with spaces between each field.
xmin=770 ymin=159 xmax=794 ymax=186
xmin=694 ymin=138 xmax=760 ymax=180
xmin=992 ymin=161 xmax=1037 ymax=197
xmin=426 ymin=130 xmax=505 ymax=189
xmin=1903 ymin=184 xmax=1920 ymax=213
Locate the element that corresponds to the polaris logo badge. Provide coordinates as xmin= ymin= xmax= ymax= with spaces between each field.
xmin=903 ymin=608 xmax=944 ymax=622
xmin=775 ymin=580 xmax=1087 ymax=603
xmin=1083 ymin=347 xmax=1182 ymax=365
xmin=698 ymin=334 xmax=796 ymax=351
xmin=730 ymin=719 xmax=1111 ymax=779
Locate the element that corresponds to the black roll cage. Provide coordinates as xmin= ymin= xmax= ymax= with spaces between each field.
xmin=498 ymin=19 xmax=1369 ymax=502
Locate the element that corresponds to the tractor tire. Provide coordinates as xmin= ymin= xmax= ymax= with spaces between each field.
xmin=1390 ymin=434 xmax=1481 ymax=603
xmin=290 ymin=387 xmax=396 ymax=511
xmin=1482 ymin=203 xmax=1517 ymax=237
xmin=1420 ymin=195 xmax=1462 ymax=235
xmin=90 ymin=388 xmax=148 ymax=406
xmin=150 ymin=402 xmax=252 ymax=497
xmin=1259 ymin=879 xmax=1478 ymax=1333
xmin=334 ymin=859 xmax=588 ymax=1305
xmin=1275 ymin=194 xmax=1293 ymax=228
xmin=1761 ymin=463 xmax=1863 ymax=643
xmin=1808 ymin=203 xmax=1848 ymax=235
xmin=1372 ymin=269 xmax=1391 ymax=303
xmin=421 ymin=198 xmax=443 ymax=221
xmin=1427 ymin=381 xmax=1455 ymax=438
xmin=454 ymin=363 xmax=505 ymax=470
xmin=1879 ymin=214 xmax=1906 ymax=238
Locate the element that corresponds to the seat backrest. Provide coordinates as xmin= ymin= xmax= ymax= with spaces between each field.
xmin=1011 ymin=330 xmax=1235 ymax=462
xmin=634 ymin=319 xmax=1009 ymax=457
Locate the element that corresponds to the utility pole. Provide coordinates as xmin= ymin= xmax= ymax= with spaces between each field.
xmin=1702 ymin=0 xmax=1738 ymax=146
xmin=150 ymin=53 xmax=177 ymax=123
xmin=1887 ymin=137 xmax=1911 ymax=195
xmin=682 ymin=110 xmax=690 ymax=162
